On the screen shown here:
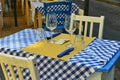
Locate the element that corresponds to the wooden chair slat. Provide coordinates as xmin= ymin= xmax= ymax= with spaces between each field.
xmin=9 ymin=64 xmax=16 ymax=80
xmin=89 ymin=22 xmax=93 ymax=37
xmin=1 ymin=63 xmax=9 ymax=80
xmin=16 ymin=66 xmax=24 ymax=80
xmin=0 ymin=53 xmax=40 ymax=80
xmin=84 ymin=21 xmax=88 ymax=37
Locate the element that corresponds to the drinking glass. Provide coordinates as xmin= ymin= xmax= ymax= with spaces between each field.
xmin=74 ymin=34 xmax=85 ymax=50
xmin=74 ymin=22 xmax=85 ymax=50
xmin=64 ymin=15 xmax=76 ymax=47
xmin=36 ymin=28 xmax=46 ymax=42
xmin=46 ymin=13 xmax=57 ymax=43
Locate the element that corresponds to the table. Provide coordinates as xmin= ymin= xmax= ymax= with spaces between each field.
xmin=0 ymin=29 xmax=120 ymax=80
xmin=30 ymin=2 xmax=79 ymax=28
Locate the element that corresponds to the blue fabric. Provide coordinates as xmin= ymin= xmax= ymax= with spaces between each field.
xmin=36 ymin=3 xmax=78 ymax=14
xmin=69 ymin=39 xmax=120 ymax=70
xmin=97 ymin=50 xmax=120 ymax=72
xmin=57 ymin=47 xmax=74 ymax=58
xmin=1 ymin=30 xmax=120 ymax=79
xmin=44 ymin=1 xmax=72 ymax=30
xmin=52 ymin=32 xmax=61 ymax=37
xmin=0 ymin=48 xmax=95 ymax=80
xmin=0 ymin=28 xmax=61 ymax=50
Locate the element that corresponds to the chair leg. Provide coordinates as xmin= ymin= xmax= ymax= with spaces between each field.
xmin=25 ymin=0 xmax=30 ymax=27
xmin=21 ymin=0 xmax=25 ymax=15
xmin=37 ymin=11 xmax=42 ymax=28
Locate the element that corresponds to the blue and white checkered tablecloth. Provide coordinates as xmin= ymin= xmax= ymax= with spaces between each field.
xmin=69 ymin=38 xmax=120 ymax=69
xmin=0 ymin=28 xmax=60 ymax=50
xmin=0 ymin=29 xmax=120 ymax=80
xmin=0 ymin=48 xmax=95 ymax=80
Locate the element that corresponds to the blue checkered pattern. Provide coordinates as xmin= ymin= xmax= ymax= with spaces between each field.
xmin=46 ymin=5 xmax=70 ymax=12
xmin=44 ymin=2 xmax=72 ymax=27
xmin=36 ymin=3 xmax=79 ymax=14
xmin=0 ymin=48 xmax=34 ymax=80
xmin=69 ymin=38 xmax=120 ymax=69
xmin=1 ymin=29 xmax=120 ymax=79
xmin=0 ymin=28 xmax=60 ymax=50
xmin=45 ymin=5 xmax=70 ymax=26
xmin=0 ymin=48 xmax=95 ymax=80
xmin=37 ymin=6 xmax=44 ymax=13
xmin=36 ymin=2 xmax=79 ymax=29
xmin=71 ymin=2 xmax=79 ymax=13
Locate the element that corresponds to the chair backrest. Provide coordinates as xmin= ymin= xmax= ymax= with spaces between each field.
xmin=44 ymin=1 xmax=72 ymax=30
xmin=0 ymin=53 xmax=39 ymax=80
xmin=78 ymin=8 xmax=84 ymax=16
xmin=71 ymin=14 xmax=104 ymax=38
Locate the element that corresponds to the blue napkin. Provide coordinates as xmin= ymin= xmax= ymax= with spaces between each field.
xmin=52 ymin=32 xmax=61 ymax=37
xmin=57 ymin=47 xmax=74 ymax=58
xmin=47 ymin=32 xmax=61 ymax=40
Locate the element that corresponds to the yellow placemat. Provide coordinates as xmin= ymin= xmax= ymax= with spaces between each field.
xmin=22 ymin=34 xmax=95 ymax=61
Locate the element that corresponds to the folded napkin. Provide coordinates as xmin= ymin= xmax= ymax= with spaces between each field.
xmin=57 ymin=47 xmax=74 ymax=58
xmin=52 ymin=32 xmax=61 ymax=38
xmin=46 ymin=32 xmax=61 ymax=40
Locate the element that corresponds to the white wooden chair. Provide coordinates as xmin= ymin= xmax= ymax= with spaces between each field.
xmin=0 ymin=53 xmax=40 ymax=80
xmin=71 ymin=14 xmax=104 ymax=39
xmin=71 ymin=14 xmax=115 ymax=80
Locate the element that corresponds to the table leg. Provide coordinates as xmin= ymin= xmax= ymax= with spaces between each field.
xmin=16 ymin=0 xmax=19 ymax=8
xmin=25 ymin=0 xmax=30 ymax=27
xmin=13 ymin=0 xmax=18 ymax=27
xmin=33 ymin=10 xmax=43 ymax=29
xmin=21 ymin=0 xmax=24 ymax=15
xmin=1 ymin=0 xmax=5 ymax=12
xmin=33 ymin=11 xmax=38 ymax=29
xmin=37 ymin=11 xmax=43 ymax=28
